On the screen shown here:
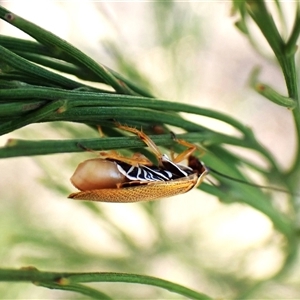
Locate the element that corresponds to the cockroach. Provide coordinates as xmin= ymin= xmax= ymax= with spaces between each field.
xmin=69 ymin=124 xmax=208 ymax=202
xmin=69 ymin=124 xmax=293 ymax=202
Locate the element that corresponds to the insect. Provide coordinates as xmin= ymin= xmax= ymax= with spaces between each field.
xmin=68 ymin=124 xmax=208 ymax=202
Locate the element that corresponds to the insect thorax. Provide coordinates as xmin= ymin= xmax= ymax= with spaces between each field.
xmin=114 ymin=154 xmax=194 ymax=183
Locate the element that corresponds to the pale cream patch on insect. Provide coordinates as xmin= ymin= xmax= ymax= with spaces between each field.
xmin=70 ymin=158 xmax=127 ymax=191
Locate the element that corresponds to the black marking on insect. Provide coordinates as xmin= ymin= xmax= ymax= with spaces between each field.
xmin=110 ymin=153 xmax=195 ymax=184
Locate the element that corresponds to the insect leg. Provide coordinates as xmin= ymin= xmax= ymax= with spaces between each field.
xmin=76 ymin=142 xmax=99 ymax=154
xmin=171 ymin=132 xmax=206 ymax=163
xmin=115 ymin=123 xmax=164 ymax=161
xmin=100 ymin=151 xmax=153 ymax=166
xmin=96 ymin=125 xmax=104 ymax=137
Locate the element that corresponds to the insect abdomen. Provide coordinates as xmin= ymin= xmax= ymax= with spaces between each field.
xmin=68 ymin=174 xmax=198 ymax=203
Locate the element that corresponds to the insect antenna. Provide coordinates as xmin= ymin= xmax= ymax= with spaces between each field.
xmin=205 ymin=176 xmax=218 ymax=188
xmin=207 ymin=166 xmax=297 ymax=196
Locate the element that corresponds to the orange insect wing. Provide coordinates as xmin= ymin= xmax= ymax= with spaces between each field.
xmin=68 ymin=174 xmax=198 ymax=203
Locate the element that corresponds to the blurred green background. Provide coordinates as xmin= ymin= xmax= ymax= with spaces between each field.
xmin=0 ymin=1 xmax=298 ymax=299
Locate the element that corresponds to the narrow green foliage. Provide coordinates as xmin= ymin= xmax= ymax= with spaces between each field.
xmin=0 ymin=2 xmax=300 ymax=299
xmin=0 ymin=269 xmax=211 ymax=300
xmin=254 ymin=83 xmax=296 ymax=108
